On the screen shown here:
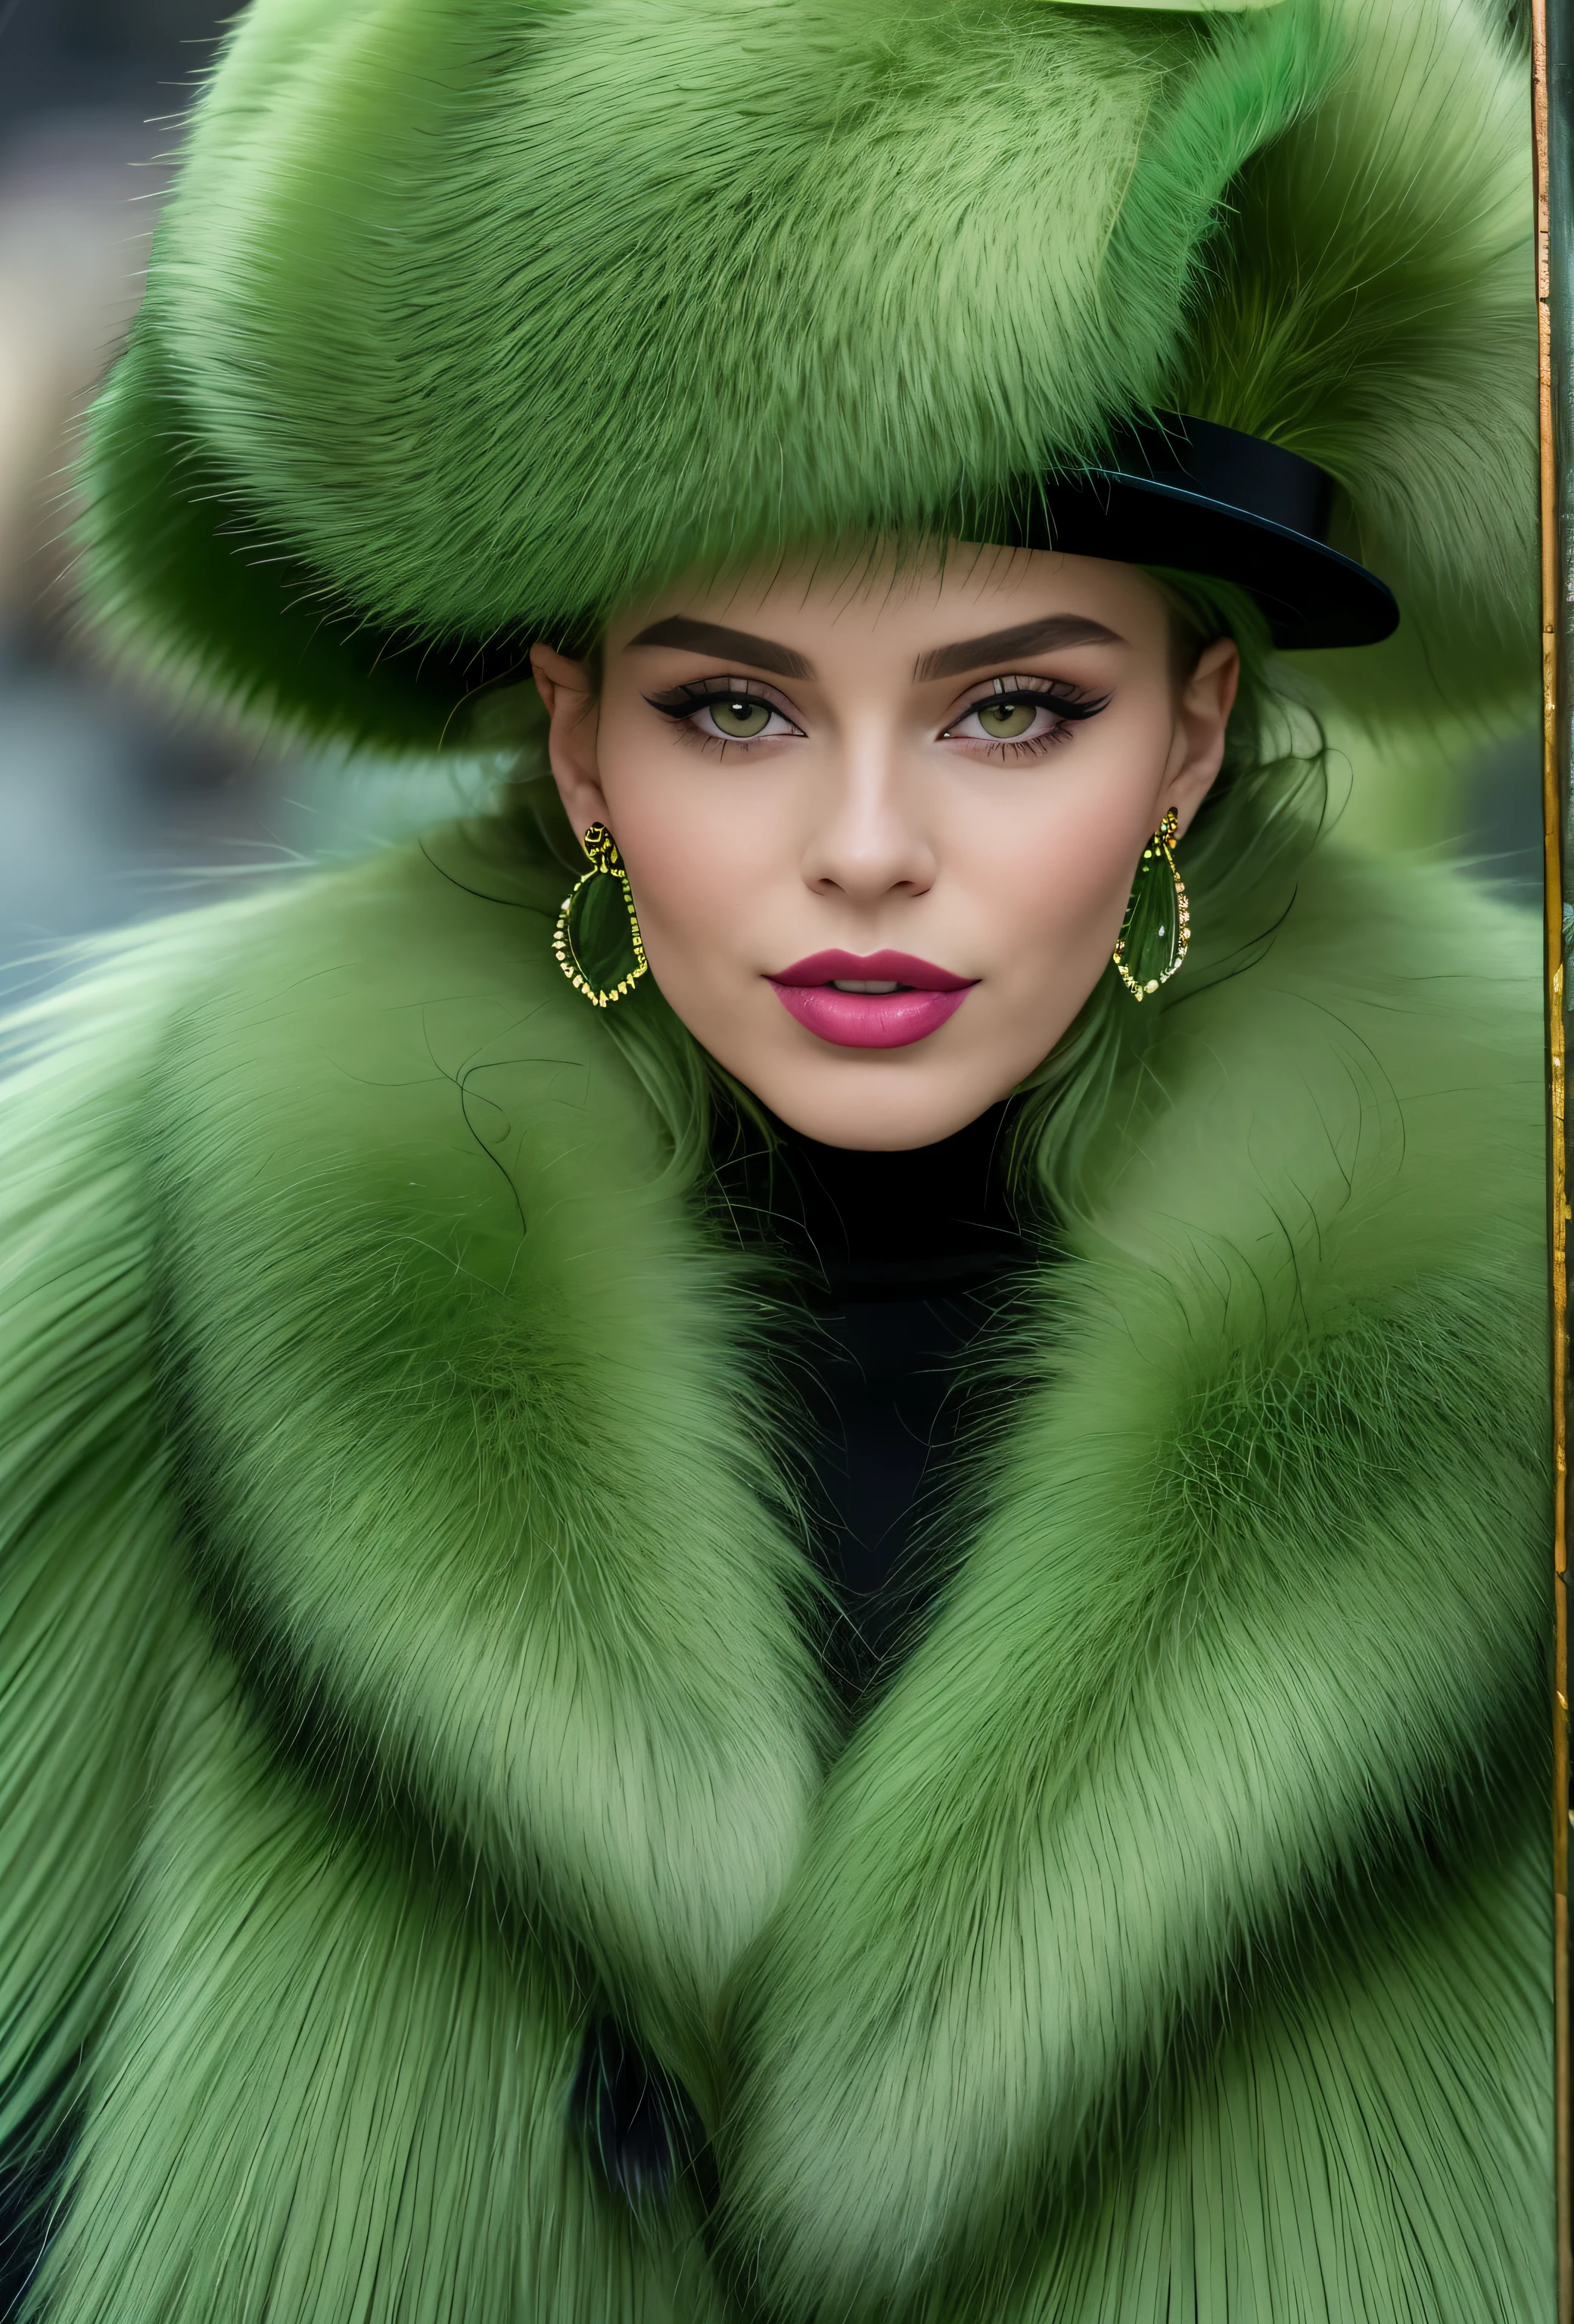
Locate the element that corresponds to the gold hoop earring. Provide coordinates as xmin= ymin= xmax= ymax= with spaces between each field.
xmin=552 ymin=823 xmax=649 ymax=1007
xmin=1112 ymin=808 xmax=1190 ymax=1001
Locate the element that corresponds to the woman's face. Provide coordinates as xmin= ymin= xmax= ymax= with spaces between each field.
xmin=533 ymin=547 xmax=1238 ymax=1150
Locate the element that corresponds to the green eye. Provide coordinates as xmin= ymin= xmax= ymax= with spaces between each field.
xmin=975 ymin=698 xmax=1037 ymax=739
xmin=709 ymin=696 xmax=773 ymax=738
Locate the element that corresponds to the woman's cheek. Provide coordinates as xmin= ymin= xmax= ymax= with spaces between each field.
xmin=979 ymin=749 xmax=1167 ymax=983
xmin=596 ymin=755 xmax=716 ymax=966
xmin=615 ymin=815 xmax=777 ymax=1014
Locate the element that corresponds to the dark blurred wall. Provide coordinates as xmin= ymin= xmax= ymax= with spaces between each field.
xmin=0 ymin=0 xmax=471 ymax=997
xmin=0 ymin=0 xmax=294 ymax=992
xmin=0 ymin=0 xmax=231 ymax=132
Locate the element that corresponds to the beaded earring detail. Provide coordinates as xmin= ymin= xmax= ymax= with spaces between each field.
xmin=1112 ymin=808 xmax=1190 ymax=1001
xmin=552 ymin=823 xmax=649 ymax=1007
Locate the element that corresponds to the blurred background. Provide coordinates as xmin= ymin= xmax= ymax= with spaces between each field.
xmin=0 ymin=0 xmax=1543 ymax=1005
xmin=0 ymin=0 xmax=477 ymax=1003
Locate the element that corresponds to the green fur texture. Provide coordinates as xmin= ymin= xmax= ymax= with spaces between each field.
xmin=0 ymin=816 xmax=1552 ymax=2320
xmin=80 ymin=0 xmax=1532 ymax=750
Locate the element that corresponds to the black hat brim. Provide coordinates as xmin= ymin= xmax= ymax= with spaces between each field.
xmin=1005 ymin=472 xmax=1398 ymax=652
xmin=980 ymin=417 xmax=1399 ymax=652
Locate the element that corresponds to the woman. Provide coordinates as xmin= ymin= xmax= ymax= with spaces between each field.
xmin=0 ymin=0 xmax=1551 ymax=2316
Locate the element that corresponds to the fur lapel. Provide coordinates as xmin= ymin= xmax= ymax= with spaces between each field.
xmin=720 ymin=857 xmax=1548 ymax=2317
xmin=149 ymin=825 xmax=833 ymax=2089
xmin=150 ymin=822 xmax=1546 ymax=2303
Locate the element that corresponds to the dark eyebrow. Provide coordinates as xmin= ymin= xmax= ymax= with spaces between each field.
xmin=626 ymin=616 xmax=815 ymax=680
xmin=915 ymin=615 xmax=1125 ymax=682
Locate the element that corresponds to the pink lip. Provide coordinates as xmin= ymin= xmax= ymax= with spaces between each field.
xmin=767 ymin=949 xmax=977 ymax=1051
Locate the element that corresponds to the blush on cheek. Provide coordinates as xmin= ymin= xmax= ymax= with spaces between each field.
xmin=994 ymin=808 xmax=1153 ymax=984
xmin=610 ymin=819 xmax=773 ymax=1035
xmin=624 ymin=832 xmax=748 ymax=958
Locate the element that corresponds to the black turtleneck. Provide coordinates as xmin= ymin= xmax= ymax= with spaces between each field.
xmin=574 ymin=1102 xmax=1043 ymax=2208
xmin=712 ymin=1099 xmax=1037 ymax=1701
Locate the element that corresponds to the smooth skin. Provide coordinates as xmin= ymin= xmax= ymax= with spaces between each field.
xmin=533 ymin=545 xmax=1238 ymax=1150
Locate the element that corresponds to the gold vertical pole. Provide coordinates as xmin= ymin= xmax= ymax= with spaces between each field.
xmin=1534 ymin=0 xmax=1572 ymax=2310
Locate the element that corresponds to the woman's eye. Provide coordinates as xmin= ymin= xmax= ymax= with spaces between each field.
xmin=974 ymin=698 xmax=1037 ymax=740
xmin=706 ymin=695 xmax=776 ymax=740
xmin=943 ymin=680 xmax=1109 ymax=751
xmin=646 ymin=682 xmax=801 ymax=744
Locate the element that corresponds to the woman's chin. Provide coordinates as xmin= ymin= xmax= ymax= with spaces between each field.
xmin=727 ymin=1059 xmax=1016 ymax=1152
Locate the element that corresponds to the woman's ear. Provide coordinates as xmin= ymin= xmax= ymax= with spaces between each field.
xmin=1163 ymin=636 xmax=1240 ymax=837
xmin=530 ymin=642 xmax=608 ymax=839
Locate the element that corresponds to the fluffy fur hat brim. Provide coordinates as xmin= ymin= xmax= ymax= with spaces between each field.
xmin=82 ymin=0 xmax=1533 ymax=750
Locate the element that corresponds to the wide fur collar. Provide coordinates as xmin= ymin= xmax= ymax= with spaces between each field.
xmin=148 ymin=819 xmax=1548 ymax=2316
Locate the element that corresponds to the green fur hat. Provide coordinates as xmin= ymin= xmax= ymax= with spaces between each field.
xmin=82 ymin=0 xmax=1532 ymax=753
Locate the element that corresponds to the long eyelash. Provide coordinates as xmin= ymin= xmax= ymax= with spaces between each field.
xmin=642 ymin=678 xmax=798 ymax=722
xmin=960 ymin=674 xmax=1112 ymax=724
xmin=642 ymin=678 xmax=800 ymax=759
xmin=950 ymin=674 xmax=1112 ymax=760
xmin=969 ymin=730 xmax=1081 ymax=765
xmin=645 ymin=681 xmax=726 ymax=719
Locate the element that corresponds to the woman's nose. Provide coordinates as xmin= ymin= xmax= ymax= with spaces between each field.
xmin=798 ymin=725 xmax=938 ymax=903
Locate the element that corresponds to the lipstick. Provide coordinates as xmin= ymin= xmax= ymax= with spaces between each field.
xmin=767 ymin=949 xmax=976 ymax=1050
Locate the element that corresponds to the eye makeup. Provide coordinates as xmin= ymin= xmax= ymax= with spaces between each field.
xmin=642 ymin=668 xmax=1112 ymax=758
xmin=939 ymin=673 xmax=1112 ymax=758
xmin=644 ymin=675 xmax=807 ymax=749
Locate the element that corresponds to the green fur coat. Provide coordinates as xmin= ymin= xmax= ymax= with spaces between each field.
xmin=0 ymin=816 xmax=1553 ymax=2322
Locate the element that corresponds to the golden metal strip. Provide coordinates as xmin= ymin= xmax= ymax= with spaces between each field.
xmin=1533 ymin=1 xmax=1572 ymax=2309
